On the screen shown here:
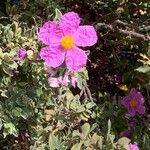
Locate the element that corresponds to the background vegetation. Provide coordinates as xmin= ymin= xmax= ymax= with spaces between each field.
xmin=0 ymin=0 xmax=150 ymax=149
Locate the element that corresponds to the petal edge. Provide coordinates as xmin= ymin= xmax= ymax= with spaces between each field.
xmin=74 ymin=25 xmax=98 ymax=47
xmin=66 ymin=47 xmax=87 ymax=71
xmin=40 ymin=46 xmax=65 ymax=68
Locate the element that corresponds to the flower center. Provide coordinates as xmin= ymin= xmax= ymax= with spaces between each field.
xmin=129 ymin=99 xmax=137 ymax=107
xmin=61 ymin=35 xmax=75 ymax=49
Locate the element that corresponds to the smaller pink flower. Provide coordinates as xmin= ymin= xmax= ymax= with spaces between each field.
xmin=48 ymin=75 xmax=70 ymax=87
xmin=61 ymin=75 xmax=70 ymax=86
xmin=48 ymin=73 xmax=78 ymax=88
xmin=128 ymin=144 xmax=139 ymax=150
xmin=15 ymin=48 xmax=27 ymax=61
xmin=48 ymin=77 xmax=60 ymax=87
xmin=121 ymin=88 xmax=145 ymax=117
xmin=71 ymin=76 xmax=77 ymax=88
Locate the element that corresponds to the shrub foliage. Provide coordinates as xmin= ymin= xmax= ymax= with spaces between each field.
xmin=0 ymin=0 xmax=150 ymax=149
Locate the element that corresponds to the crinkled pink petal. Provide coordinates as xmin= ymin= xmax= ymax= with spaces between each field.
xmin=38 ymin=21 xmax=62 ymax=46
xmin=128 ymin=144 xmax=139 ymax=150
xmin=48 ymin=77 xmax=60 ymax=87
xmin=59 ymin=12 xmax=80 ymax=34
xmin=121 ymin=96 xmax=130 ymax=107
xmin=136 ymin=92 xmax=145 ymax=104
xmin=57 ymin=76 xmax=63 ymax=83
xmin=73 ymin=25 xmax=98 ymax=47
xmin=66 ymin=47 xmax=87 ymax=71
xmin=127 ymin=106 xmax=136 ymax=117
xmin=130 ymin=88 xmax=144 ymax=104
xmin=137 ymin=106 xmax=145 ymax=115
xmin=62 ymin=75 xmax=70 ymax=86
xmin=39 ymin=46 xmax=65 ymax=68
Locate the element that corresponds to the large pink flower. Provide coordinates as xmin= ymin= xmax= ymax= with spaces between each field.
xmin=38 ymin=12 xmax=97 ymax=71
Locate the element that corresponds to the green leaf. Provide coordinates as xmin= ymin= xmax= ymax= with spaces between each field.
xmin=80 ymin=114 xmax=88 ymax=121
xmin=2 ymin=65 xmax=13 ymax=75
xmin=64 ymin=92 xmax=74 ymax=100
xmin=81 ymin=123 xmax=90 ymax=138
xmin=0 ymin=119 xmax=3 ymax=130
xmin=143 ymin=134 xmax=150 ymax=149
xmin=90 ymin=123 xmax=98 ymax=132
xmin=70 ymin=95 xmax=81 ymax=111
xmin=54 ymin=8 xmax=62 ymax=21
xmin=0 ymin=90 xmax=8 ymax=98
xmin=117 ymin=137 xmax=131 ymax=148
xmin=72 ymin=130 xmax=81 ymax=137
xmin=6 ymin=30 xmax=14 ymax=41
xmin=76 ymin=105 xmax=85 ymax=113
xmin=136 ymin=65 xmax=150 ymax=73
xmin=3 ymin=53 xmax=11 ymax=62
xmin=15 ymin=27 xmax=22 ymax=37
xmin=107 ymin=119 xmax=111 ymax=141
xmin=85 ymin=102 xmax=96 ymax=109
xmin=12 ymin=107 xmax=22 ymax=117
xmin=77 ymin=75 xmax=83 ymax=89
xmin=3 ymin=122 xmax=18 ymax=137
xmin=36 ymin=88 xmax=43 ymax=97
xmin=49 ymin=133 xmax=58 ymax=150
xmin=0 ymin=49 xmax=4 ymax=59
xmin=7 ymin=61 xmax=18 ymax=69
xmin=71 ymin=142 xmax=83 ymax=150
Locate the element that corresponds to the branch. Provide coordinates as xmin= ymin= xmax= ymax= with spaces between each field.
xmin=118 ymin=29 xmax=150 ymax=41
xmin=96 ymin=22 xmax=150 ymax=41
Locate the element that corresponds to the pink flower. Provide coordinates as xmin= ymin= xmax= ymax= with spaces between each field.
xmin=48 ymin=73 xmax=77 ymax=88
xmin=38 ymin=12 xmax=97 ymax=71
xmin=15 ymin=48 xmax=27 ymax=61
xmin=128 ymin=144 xmax=139 ymax=150
xmin=60 ymin=75 xmax=70 ymax=86
xmin=121 ymin=88 xmax=145 ymax=117
xmin=71 ymin=76 xmax=77 ymax=88
xmin=48 ymin=77 xmax=60 ymax=87
xmin=48 ymin=76 xmax=69 ymax=87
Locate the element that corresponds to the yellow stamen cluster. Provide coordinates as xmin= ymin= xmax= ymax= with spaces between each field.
xmin=61 ymin=35 xmax=75 ymax=49
xmin=129 ymin=99 xmax=137 ymax=107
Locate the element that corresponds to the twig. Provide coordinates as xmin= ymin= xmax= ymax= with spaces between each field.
xmin=146 ymin=87 xmax=150 ymax=104
xmin=79 ymin=87 xmax=84 ymax=97
xmin=139 ymin=26 xmax=150 ymax=32
xmin=96 ymin=23 xmax=113 ymax=30
xmin=83 ymin=87 xmax=88 ymax=101
xmin=115 ymin=19 xmax=132 ymax=26
xmin=118 ymin=29 xmax=150 ymax=41
xmin=0 ymin=16 xmax=9 ymax=20
xmin=85 ymin=81 xmax=93 ymax=101
xmin=96 ymin=22 xmax=150 ymax=41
